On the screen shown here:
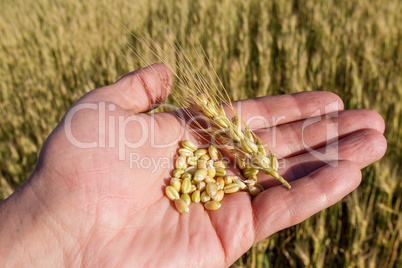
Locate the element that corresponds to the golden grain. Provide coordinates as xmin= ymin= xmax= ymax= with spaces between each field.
xmin=233 ymin=177 xmax=247 ymax=190
xmin=224 ymin=176 xmax=233 ymax=185
xmin=214 ymin=190 xmax=225 ymax=202
xmin=207 ymin=166 xmax=216 ymax=178
xmin=178 ymin=148 xmax=194 ymax=157
xmin=200 ymin=154 xmax=211 ymax=161
xmin=224 ymin=183 xmax=240 ymax=194
xmin=181 ymin=193 xmax=191 ymax=206
xmin=197 ymin=159 xmax=207 ymax=169
xmin=207 ymin=160 xmax=215 ymax=169
xmin=191 ymin=190 xmax=201 ymax=203
xmin=165 ymin=186 xmax=180 ymax=201
xmin=187 ymin=156 xmax=198 ymax=166
xmin=175 ymin=156 xmax=188 ymax=170
xmin=175 ymin=199 xmax=189 ymax=214
xmin=206 ymin=182 xmax=218 ymax=199
xmin=194 ymin=168 xmax=207 ymax=182
xmin=181 ymin=177 xmax=192 ymax=194
xmin=184 ymin=166 xmax=198 ymax=175
xmin=173 ymin=169 xmax=184 ymax=178
xmin=170 ymin=177 xmax=182 ymax=192
xmin=182 ymin=140 xmax=197 ymax=151
xmin=247 ymin=181 xmax=256 ymax=188
xmin=197 ymin=181 xmax=206 ymax=191
xmin=181 ymin=172 xmax=192 ymax=180
xmin=249 ymin=186 xmax=261 ymax=197
xmin=215 ymin=167 xmax=226 ymax=177
xmin=204 ymin=200 xmax=221 ymax=210
xmin=235 ymin=156 xmax=247 ymax=170
xmin=204 ymin=176 xmax=216 ymax=184
xmin=208 ymin=144 xmax=220 ymax=161
xmin=189 ymin=184 xmax=197 ymax=194
xmin=194 ymin=149 xmax=208 ymax=158
xmin=216 ymin=177 xmax=225 ymax=190
xmin=213 ymin=161 xmax=227 ymax=169
xmin=200 ymin=190 xmax=211 ymax=203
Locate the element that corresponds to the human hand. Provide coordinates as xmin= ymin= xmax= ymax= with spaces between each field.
xmin=0 ymin=64 xmax=386 ymax=267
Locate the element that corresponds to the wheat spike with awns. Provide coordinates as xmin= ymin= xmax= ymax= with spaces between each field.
xmin=188 ymin=89 xmax=291 ymax=190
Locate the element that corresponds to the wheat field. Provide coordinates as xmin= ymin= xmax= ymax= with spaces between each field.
xmin=0 ymin=0 xmax=401 ymax=267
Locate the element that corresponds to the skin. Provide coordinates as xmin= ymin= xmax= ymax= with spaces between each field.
xmin=0 ymin=64 xmax=387 ymax=267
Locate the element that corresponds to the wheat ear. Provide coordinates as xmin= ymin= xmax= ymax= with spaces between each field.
xmin=188 ymin=91 xmax=291 ymax=190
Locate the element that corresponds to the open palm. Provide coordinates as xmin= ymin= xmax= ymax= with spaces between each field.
xmin=3 ymin=64 xmax=386 ymax=267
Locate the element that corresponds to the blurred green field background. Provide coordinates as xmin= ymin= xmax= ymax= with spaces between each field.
xmin=0 ymin=0 xmax=401 ymax=267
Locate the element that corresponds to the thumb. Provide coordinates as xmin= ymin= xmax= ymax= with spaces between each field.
xmin=83 ymin=63 xmax=172 ymax=113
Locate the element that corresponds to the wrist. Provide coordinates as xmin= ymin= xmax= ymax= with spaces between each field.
xmin=0 ymin=171 xmax=79 ymax=266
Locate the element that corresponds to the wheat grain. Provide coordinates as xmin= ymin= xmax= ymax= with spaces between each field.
xmin=207 ymin=166 xmax=216 ymax=178
xmin=223 ymin=183 xmax=241 ymax=194
xmin=178 ymin=148 xmax=193 ymax=157
xmin=200 ymin=190 xmax=211 ymax=203
xmin=181 ymin=193 xmax=191 ymax=206
xmin=182 ymin=140 xmax=197 ymax=151
xmin=215 ymin=167 xmax=226 ymax=177
xmin=206 ymin=182 xmax=218 ymax=199
xmin=232 ymin=176 xmax=247 ymax=190
xmin=213 ymin=161 xmax=227 ymax=169
xmin=189 ymin=184 xmax=197 ymax=194
xmin=187 ymin=156 xmax=198 ymax=166
xmin=194 ymin=169 xmax=207 ymax=182
xmin=204 ymin=200 xmax=221 ymax=210
xmin=194 ymin=149 xmax=208 ymax=158
xmin=175 ymin=156 xmax=188 ymax=170
xmin=204 ymin=176 xmax=216 ymax=184
xmin=181 ymin=172 xmax=192 ymax=180
xmin=197 ymin=159 xmax=207 ymax=169
xmin=214 ymin=190 xmax=225 ymax=202
xmin=208 ymin=144 xmax=221 ymax=161
xmin=200 ymin=154 xmax=211 ymax=161
xmin=170 ymin=177 xmax=182 ymax=192
xmin=173 ymin=169 xmax=184 ymax=178
xmin=224 ymin=176 xmax=233 ymax=185
xmin=191 ymin=190 xmax=201 ymax=203
xmin=216 ymin=177 xmax=225 ymax=190
xmin=165 ymin=186 xmax=180 ymax=201
xmin=197 ymin=181 xmax=206 ymax=191
xmin=248 ymin=186 xmax=262 ymax=197
xmin=175 ymin=199 xmax=189 ymax=214
xmin=181 ymin=177 xmax=192 ymax=194
xmin=184 ymin=166 xmax=198 ymax=175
